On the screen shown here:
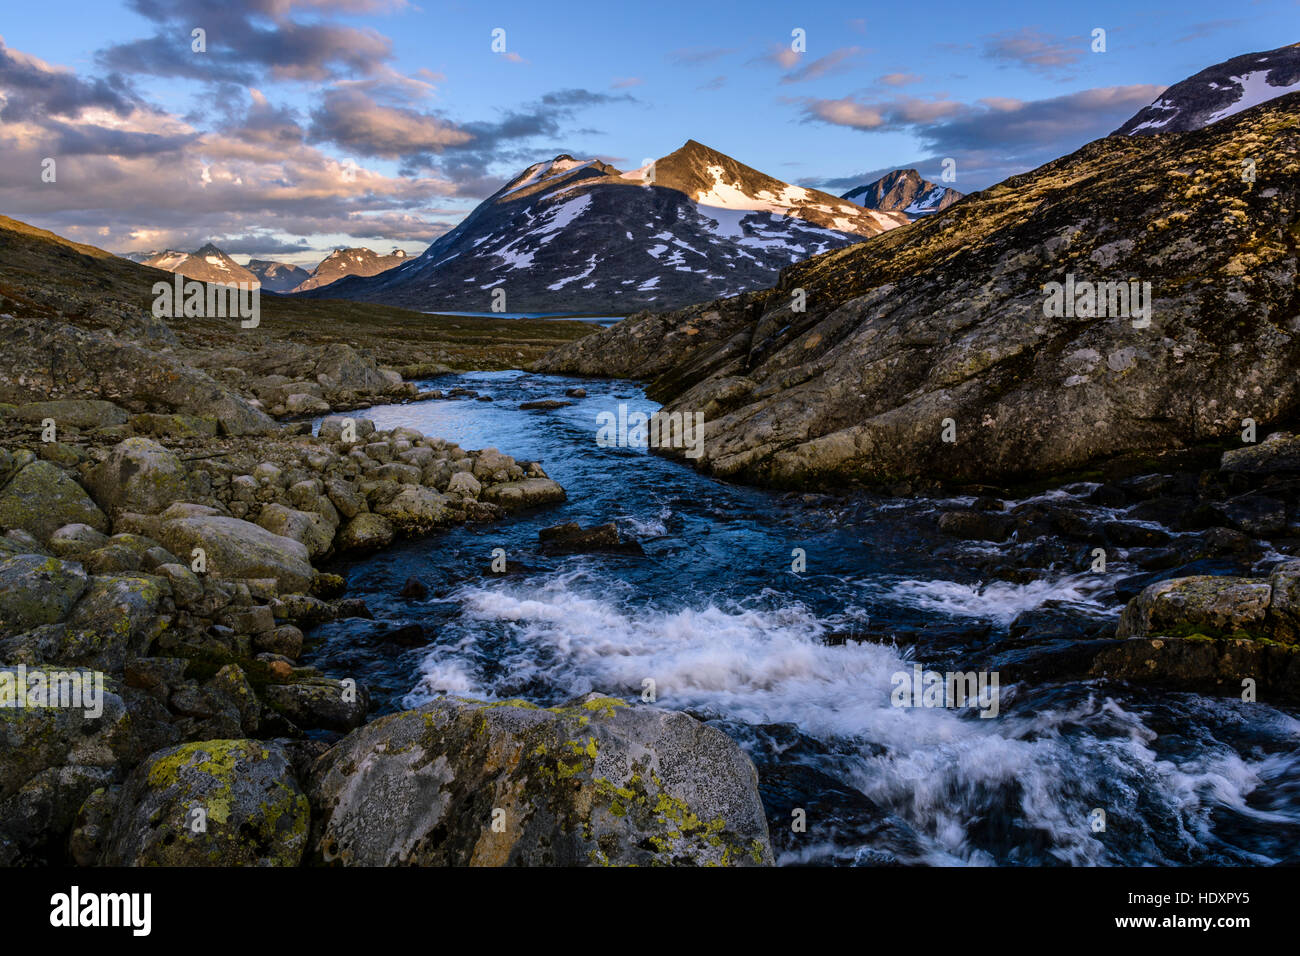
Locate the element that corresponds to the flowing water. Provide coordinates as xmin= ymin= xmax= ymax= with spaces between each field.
xmin=308 ymin=369 xmax=1300 ymax=866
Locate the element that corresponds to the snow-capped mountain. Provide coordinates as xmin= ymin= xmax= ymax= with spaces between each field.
xmin=247 ymin=258 xmax=310 ymax=293
xmin=140 ymin=243 xmax=260 ymax=287
xmin=299 ymin=140 xmax=911 ymax=312
xmin=1115 ymin=42 xmax=1300 ymax=135
xmin=840 ymin=169 xmax=963 ymax=220
xmin=291 ymin=247 xmax=409 ymax=292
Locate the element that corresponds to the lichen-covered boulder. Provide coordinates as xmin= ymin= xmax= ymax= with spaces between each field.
xmin=336 ymin=513 xmax=393 ymax=552
xmin=87 ymin=438 xmax=189 ymax=517
xmin=47 ymin=523 xmax=111 ymax=559
xmin=0 ymin=554 xmax=89 ymax=636
xmin=160 ymin=515 xmax=313 ymax=593
xmin=308 ymin=694 xmax=774 ymax=867
xmin=100 ymin=740 xmax=310 ymax=866
xmin=1116 ymin=575 xmax=1273 ymax=640
xmin=374 ymin=485 xmax=451 ymax=534
xmin=0 ymin=461 xmax=108 ymax=542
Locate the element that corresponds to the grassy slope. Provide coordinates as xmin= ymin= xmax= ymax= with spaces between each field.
xmin=0 ymin=215 xmax=595 ymax=371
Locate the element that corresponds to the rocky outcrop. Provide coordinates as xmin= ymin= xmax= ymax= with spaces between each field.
xmin=0 ymin=318 xmax=274 ymax=437
xmin=308 ymin=694 xmax=773 ymax=866
xmin=537 ymin=94 xmax=1300 ymax=489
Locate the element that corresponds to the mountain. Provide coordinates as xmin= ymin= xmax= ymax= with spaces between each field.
xmin=300 ymin=140 xmax=911 ymax=313
xmin=841 ymin=169 xmax=963 ymax=220
xmin=1115 ymin=42 xmax=1300 ymax=135
xmin=291 ymin=247 xmax=409 ymax=292
xmin=141 ymin=243 xmax=260 ymax=287
xmin=536 ymin=91 xmax=1300 ymax=488
xmin=247 ymin=258 xmax=310 ymax=293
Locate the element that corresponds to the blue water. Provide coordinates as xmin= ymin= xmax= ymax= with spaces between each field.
xmin=308 ymin=369 xmax=1300 ymax=866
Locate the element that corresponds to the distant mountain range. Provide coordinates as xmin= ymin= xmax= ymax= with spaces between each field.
xmin=1115 ymin=41 xmax=1300 ymax=135
xmin=137 ymin=244 xmax=260 ymax=287
xmin=298 ymin=139 xmax=911 ymax=313
xmin=124 ymin=245 xmax=408 ymax=293
xmin=841 ymin=169 xmax=963 ymax=220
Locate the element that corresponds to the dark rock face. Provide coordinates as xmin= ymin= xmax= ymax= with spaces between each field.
xmin=538 ymin=94 xmax=1300 ymax=489
xmin=841 ymin=168 xmax=964 ymax=220
xmin=301 ymin=141 xmax=909 ymax=314
xmin=1115 ymin=42 xmax=1300 ymax=136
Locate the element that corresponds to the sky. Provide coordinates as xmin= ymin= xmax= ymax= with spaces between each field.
xmin=0 ymin=0 xmax=1294 ymax=267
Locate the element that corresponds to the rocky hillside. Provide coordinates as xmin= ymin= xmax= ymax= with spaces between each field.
xmin=537 ymin=92 xmax=1300 ymax=489
xmin=291 ymin=247 xmax=409 ymax=292
xmin=302 ymin=140 xmax=909 ymax=313
xmin=248 ymin=258 xmax=310 ymax=293
xmin=841 ymin=168 xmax=963 ymax=219
xmin=141 ymin=243 xmax=261 ymax=288
xmin=1116 ymin=42 xmax=1300 ymax=135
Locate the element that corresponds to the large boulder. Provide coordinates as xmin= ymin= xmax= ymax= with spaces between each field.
xmin=374 ymin=485 xmax=452 ymax=534
xmin=99 ymin=740 xmax=310 ymax=866
xmin=255 ymin=504 xmax=335 ymax=559
xmin=336 ymin=513 xmax=393 ymax=552
xmin=159 ymin=516 xmax=314 ymax=593
xmin=308 ymin=694 xmax=773 ymax=867
xmin=0 ymin=461 xmax=108 ymax=542
xmin=1221 ymin=432 xmax=1300 ymax=476
xmin=0 ymin=555 xmax=89 ymax=636
xmin=87 ymin=438 xmax=189 ymax=517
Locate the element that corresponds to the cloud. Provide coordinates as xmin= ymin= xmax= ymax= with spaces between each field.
xmin=800 ymin=84 xmax=1165 ymax=189
xmin=96 ymin=0 xmax=398 ymax=84
xmin=877 ymin=72 xmax=922 ymax=87
xmin=779 ymin=47 xmax=864 ymax=84
xmin=981 ymin=27 xmax=1084 ymax=74
xmin=308 ymin=87 xmax=472 ymax=157
xmin=0 ymin=36 xmax=141 ymax=122
xmin=668 ymin=47 xmax=735 ymax=66
xmin=611 ymin=77 xmax=643 ymax=89
xmin=697 ymin=75 xmax=726 ymax=91
xmin=1175 ymin=19 xmax=1245 ymax=43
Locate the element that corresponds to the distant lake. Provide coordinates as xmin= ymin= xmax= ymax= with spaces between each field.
xmin=425 ymin=310 xmax=625 ymax=327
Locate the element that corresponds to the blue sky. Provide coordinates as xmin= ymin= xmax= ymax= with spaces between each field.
xmin=0 ymin=0 xmax=1294 ymax=265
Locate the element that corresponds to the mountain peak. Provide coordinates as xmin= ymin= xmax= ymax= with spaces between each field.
xmin=1115 ymin=42 xmax=1300 ymax=135
xmin=841 ymin=168 xmax=963 ymax=220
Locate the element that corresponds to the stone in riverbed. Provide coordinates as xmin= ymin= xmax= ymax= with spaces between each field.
xmin=538 ymin=521 xmax=643 ymax=555
xmin=479 ymin=478 xmax=566 ymax=510
xmin=256 ymin=503 xmax=336 ymax=559
xmin=1116 ymin=575 xmax=1272 ymax=640
xmin=261 ymin=678 xmax=368 ymax=732
xmin=307 ymin=694 xmax=773 ymax=866
xmin=374 ymin=485 xmax=452 ymax=534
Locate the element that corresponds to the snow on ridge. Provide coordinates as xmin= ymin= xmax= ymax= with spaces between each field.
xmin=1207 ymin=70 xmax=1300 ymax=124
